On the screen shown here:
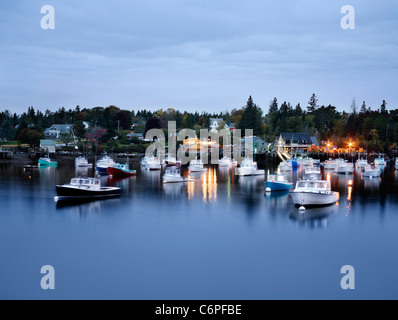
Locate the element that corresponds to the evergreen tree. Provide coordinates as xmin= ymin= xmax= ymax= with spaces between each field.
xmin=238 ymin=96 xmax=263 ymax=136
xmin=350 ymin=97 xmax=357 ymax=115
xmin=144 ymin=116 xmax=161 ymax=136
xmin=73 ymin=118 xmax=86 ymax=140
xmin=295 ymin=103 xmax=303 ymax=116
xmin=269 ymin=97 xmax=278 ymax=114
xmin=381 ymin=100 xmax=387 ymax=114
xmin=307 ymin=93 xmax=318 ymax=112
xmin=360 ymin=101 xmax=367 ymax=114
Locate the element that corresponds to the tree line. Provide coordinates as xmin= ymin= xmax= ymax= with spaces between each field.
xmin=1 ymin=94 xmax=397 ymax=153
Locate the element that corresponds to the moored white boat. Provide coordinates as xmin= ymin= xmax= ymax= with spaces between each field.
xmin=218 ymin=156 xmax=237 ymax=167
xmin=162 ymin=155 xmax=181 ymax=166
xmin=96 ymin=156 xmax=116 ymax=173
xmin=355 ymin=158 xmax=368 ymax=170
xmin=303 ymin=167 xmax=322 ymax=180
xmin=140 ymin=157 xmax=147 ymax=166
xmin=145 ymin=157 xmax=162 ymax=170
xmin=362 ymin=165 xmax=381 ymax=178
xmin=374 ymin=157 xmax=386 ymax=167
xmin=279 ymin=161 xmax=292 ymax=172
xmin=291 ymin=179 xmax=339 ymax=206
xmin=335 ymin=161 xmax=354 ymax=174
xmin=300 ymin=158 xmax=313 ymax=167
xmin=188 ymin=159 xmax=206 ymax=172
xmin=238 ymin=158 xmax=265 ymax=176
xmin=162 ymin=166 xmax=193 ymax=183
xmin=75 ymin=156 xmax=92 ymax=168
xmin=323 ymin=159 xmax=336 ymax=170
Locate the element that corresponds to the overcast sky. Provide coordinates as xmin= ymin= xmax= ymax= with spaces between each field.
xmin=0 ymin=0 xmax=397 ymax=114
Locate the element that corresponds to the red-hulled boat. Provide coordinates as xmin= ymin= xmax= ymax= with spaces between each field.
xmin=107 ymin=163 xmax=137 ymax=177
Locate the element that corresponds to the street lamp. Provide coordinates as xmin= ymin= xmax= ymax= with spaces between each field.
xmin=348 ymin=141 xmax=353 ymax=160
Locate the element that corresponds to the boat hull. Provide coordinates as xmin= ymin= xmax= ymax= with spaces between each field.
xmin=303 ymin=172 xmax=322 ymax=180
xmin=55 ymin=185 xmax=121 ymax=200
xmin=96 ymin=166 xmax=109 ymax=174
xmin=163 ymin=175 xmax=192 ymax=183
xmin=107 ymin=167 xmax=136 ymax=177
xmin=38 ymin=159 xmax=58 ymax=166
xmin=291 ymin=191 xmax=339 ymax=206
xmin=336 ymin=167 xmax=354 ymax=174
xmin=362 ymin=170 xmax=381 ymax=178
xmin=265 ymin=181 xmax=293 ymax=191
xmin=188 ymin=165 xmax=206 ymax=172
xmin=146 ymin=163 xmax=161 ymax=170
xmin=238 ymin=168 xmax=265 ymax=176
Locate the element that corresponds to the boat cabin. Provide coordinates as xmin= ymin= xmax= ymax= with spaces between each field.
xmin=295 ymin=180 xmax=331 ymax=192
xmin=268 ymin=174 xmax=289 ymax=183
xmin=70 ymin=178 xmax=101 ymax=190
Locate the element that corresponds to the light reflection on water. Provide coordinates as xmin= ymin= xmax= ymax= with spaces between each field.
xmin=1 ymin=160 xmax=398 ymax=299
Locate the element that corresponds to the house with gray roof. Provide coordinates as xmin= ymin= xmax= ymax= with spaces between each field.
xmin=45 ymin=124 xmax=73 ymax=139
xmin=275 ymin=133 xmax=319 ymax=154
xmin=40 ymin=140 xmax=56 ymax=153
xmin=209 ymin=118 xmax=229 ymax=133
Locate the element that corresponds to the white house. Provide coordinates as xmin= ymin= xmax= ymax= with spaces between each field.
xmin=209 ymin=118 xmax=229 ymax=133
xmin=40 ymin=140 xmax=56 ymax=153
xmin=44 ymin=124 xmax=73 ymax=139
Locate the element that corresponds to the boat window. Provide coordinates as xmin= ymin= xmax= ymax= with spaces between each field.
xmin=94 ymin=181 xmax=99 ymax=185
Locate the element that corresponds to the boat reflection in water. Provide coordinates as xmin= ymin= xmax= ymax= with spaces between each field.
xmin=140 ymin=166 xmax=162 ymax=185
xmin=75 ymin=166 xmax=90 ymax=177
xmin=290 ymin=204 xmax=337 ymax=228
xmin=264 ymin=189 xmax=290 ymax=208
xmin=56 ymin=198 xmax=122 ymax=220
xmin=163 ymin=182 xmax=185 ymax=199
xmin=361 ymin=176 xmax=381 ymax=192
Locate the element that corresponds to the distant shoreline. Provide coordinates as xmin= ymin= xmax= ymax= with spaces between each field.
xmin=0 ymin=153 xmax=145 ymax=164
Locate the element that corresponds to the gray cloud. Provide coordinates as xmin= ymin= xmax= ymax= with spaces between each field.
xmin=0 ymin=0 xmax=397 ymax=113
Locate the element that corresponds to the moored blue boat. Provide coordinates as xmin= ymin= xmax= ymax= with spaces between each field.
xmin=38 ymin=157 xmax=58 ymax=167
xmin=265 ymin=174 xmax=294 ymax=191
xmin=96 ymin=156 xmax=116 ymax=174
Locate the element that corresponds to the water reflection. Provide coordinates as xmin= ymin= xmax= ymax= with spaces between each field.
xmin=56 ymin=198 xmax=121 ymax=218
xmin=361 ymin=176 xmax=381 ymax=192
xmin=290 ymin=204 xmax=337 ymax=229
xmin=75 ymin=166 xmax=91 ymax=177
xmin=264 ymin=189 xmax=290 ymax=208
xmin=163 ymin=182 xmax=185 ymax=199
xmin=201 ymin=167 xmax=217 ymax=203
xmin=140 ymin=167 xmax=162 ymax=185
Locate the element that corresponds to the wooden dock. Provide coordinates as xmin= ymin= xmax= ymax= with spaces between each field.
xmin=0 ymin=150 xmax=12 ymax=159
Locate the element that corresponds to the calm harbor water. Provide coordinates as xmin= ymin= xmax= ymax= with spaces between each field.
xmin=1 ymin=159 xmax=398 ymax=299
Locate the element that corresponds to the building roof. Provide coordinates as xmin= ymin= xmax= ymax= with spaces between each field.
xmin=280 ymin=133 xmax=313 ymax=145
xmin=40 ymin=140 xmax=56 ymax=146
xmin=49 ymin=124 xmax=73 ymax=132
xmin=241 ymin=136 xmax=267 ymax=144
xmin=310 ymin=136 xmax=319 ymax=146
